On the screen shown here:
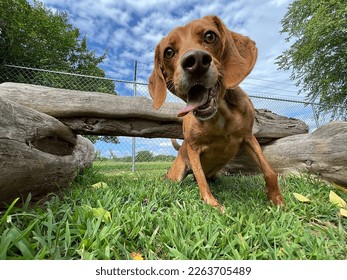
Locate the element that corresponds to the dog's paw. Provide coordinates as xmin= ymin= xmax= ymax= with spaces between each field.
xmin=204 ymin=196 xmax=225 ymax=213
xmin=268 ymin=193 xmax=285 ymax=206
xmin=218 ymin=205 xmax=225 ymax=214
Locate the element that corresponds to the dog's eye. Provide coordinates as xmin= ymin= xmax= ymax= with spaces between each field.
xmin=204 ymin=31 xmax=217 ymax=44
xmin=164 ymin=47 xmax=175 ymax=59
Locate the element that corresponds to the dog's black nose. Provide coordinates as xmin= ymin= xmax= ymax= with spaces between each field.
xmin=181 ymin=50 xmax=212 ymax=75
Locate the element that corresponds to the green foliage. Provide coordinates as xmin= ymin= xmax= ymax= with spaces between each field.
xmin=1 ymin=165 xmax=346 ymax=260
xmin=135 ymin=150 xmax=176 ymax=162
xmin=0 ymin=0 xmax=103 ymax=71
xmin=277 ymin=0 xmax=347 ymax=119
xmin=0 ymin=0 xmax=115 ymax=93
xmin=94 ymin=161 xmax=173 ymax=175
xmin=0 ymin=0 xmax=76 ymax=68
xmin=86 ymin=135 xmax=120 ymax=145
xmin=97 ymin=150 xmax=176 ymax=162
xmin=135 ymin=150 xmax=155 ymax=162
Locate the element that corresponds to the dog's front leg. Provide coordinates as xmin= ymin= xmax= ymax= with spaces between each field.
xmin=166 ymin=153 xmax=188 ymax=182
xmin=186 ymin=143 xmax=224 ymax=212
xmin=244 ymin=134 xmax=284 ymax=205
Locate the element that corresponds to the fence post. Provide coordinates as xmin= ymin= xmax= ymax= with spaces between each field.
xmin=311 ymin=103 xmax=320 ymax=129
xmin=131 ymin=60 xmax=138 ymax=172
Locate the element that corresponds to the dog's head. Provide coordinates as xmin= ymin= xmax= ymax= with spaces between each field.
xmin=149 ymin=15 xmax=257 ymax=120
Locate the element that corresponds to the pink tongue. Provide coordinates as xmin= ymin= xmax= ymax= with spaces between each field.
xmin=177 ymin=91 xmax=209 ymax=117
xmin=177 ymin=102 xmax=201 ymax=117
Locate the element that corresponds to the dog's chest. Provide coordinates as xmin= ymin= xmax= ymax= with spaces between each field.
xmin=215 ymin=114 xmax=226 ymax=130
xmin=202 ymin=133 xmax=241 ymax=160
xmin=189 ymin=115 xmax=244 ymax=163
xmin=198 ymin=134 xmax=241 ymax=175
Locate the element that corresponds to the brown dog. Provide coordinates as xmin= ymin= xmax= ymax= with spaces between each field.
xmin=149 ymin=15 xmax=284 ymax=211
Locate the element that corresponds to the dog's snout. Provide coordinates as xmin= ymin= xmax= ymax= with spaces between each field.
xmin=181 ymin=50 xmax=212 ymax=75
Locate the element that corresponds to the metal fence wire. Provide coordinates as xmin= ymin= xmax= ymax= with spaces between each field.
xmin=0 ymin=63 xmax=339 ymax=171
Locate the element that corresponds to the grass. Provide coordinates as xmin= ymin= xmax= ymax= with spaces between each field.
xmin=94 ymin=160 xmax=172 ymax=176
xmin=0 ymin=161 xmax=346 ymax=260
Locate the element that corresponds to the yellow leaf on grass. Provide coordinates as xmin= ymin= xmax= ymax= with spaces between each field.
xmin=91 ymin=182 xmax=109 ymax=189
xmin=277 ymin=247 xmax=284 ymax=257
xmin=131 ymin=252 xmax=144 ymax=260
xmin=91 ymin=207 xmax=112 ymax=222
xmin=293 ymin=192 xmax=310 ymax=203
xmin=329 ymin=191 xmax=346 ymax=208
xmin=340 ymin=208 xmax=347 ymax=218
xmin=331 ymin=182 xmax=347 ymax=193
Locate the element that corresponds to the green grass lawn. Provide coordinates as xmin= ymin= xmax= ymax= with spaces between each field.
xmin=1 ymin=161 xmax=346 ymax=260
xmin=94 ymin=160 xmax=172 ymax=175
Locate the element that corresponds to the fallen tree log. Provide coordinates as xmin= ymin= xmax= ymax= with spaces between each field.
xmin=253 ymin=109 xmax=309 ymax=144
xmin=61 ymin=117 xmax=183 ymax=139
xmin=223 ymin=121 xmax=347 ymax=187
xmin=0 ymin=83 xmax=308 ymax=141
xmin=1 ymin=82 xmax=345 ymax=196
xmin=0 ymin=96 xmax=94 ymax=205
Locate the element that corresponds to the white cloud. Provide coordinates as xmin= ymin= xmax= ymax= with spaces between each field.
xmin=40 ymin=0 xmax=300 ymax=99
xmin=270 ymin=0 xmax=292 ymax=7
xmin=159 ymin=140 xmax=172 ymax=147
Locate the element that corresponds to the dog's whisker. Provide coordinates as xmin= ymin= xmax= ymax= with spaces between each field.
xmin=166 ymin=80 xmax=176 ymax=93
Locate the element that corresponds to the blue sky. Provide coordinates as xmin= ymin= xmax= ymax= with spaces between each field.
xmin=40 ymin=0 xmax=301 ymax=95
xmin=38 ymin=0 xmax=317 ymax=158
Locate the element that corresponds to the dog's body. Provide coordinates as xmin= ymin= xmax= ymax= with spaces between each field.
xmin=149 ymin=16 xmax=284 ymax=210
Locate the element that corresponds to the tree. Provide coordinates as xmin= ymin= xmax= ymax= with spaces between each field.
xmin=276 ymin=0 xmax=347 ymax=119
xmin=0 ymin=0 xmax=118 ymax=144
xmin=87 ymin=135 xmax=120 ymax=145
xmin=135 ymin=151 xmax=154 ymax=162
xmin=0 ymin=0 xmax=115 ymax=94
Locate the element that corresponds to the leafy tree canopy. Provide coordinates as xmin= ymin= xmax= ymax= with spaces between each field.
xmin=277 ymin=0 xmax=347 ymax=119
xmin=0 ymin=0 xmax=115 ymax=94
xmin=0 ymin=0 xmax=106 ymax=75
xmin=0 ymin=0 xmax=117 ymax=145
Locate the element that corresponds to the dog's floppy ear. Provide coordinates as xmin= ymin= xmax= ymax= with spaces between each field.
xmin=149 ymin=44 xmax=167 ymax=110
xmin=209 ymin=16 xmax=258 ymax=89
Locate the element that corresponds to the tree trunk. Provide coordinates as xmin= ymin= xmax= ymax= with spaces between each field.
xmin=223 ymin=121 xmax=347 ymax=187
xmin=0 ymin=96 xmax=94 ymax=205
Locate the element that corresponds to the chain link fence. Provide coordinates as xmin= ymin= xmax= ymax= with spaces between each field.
xmin=0 ymin=63 xmax=340 ymax=172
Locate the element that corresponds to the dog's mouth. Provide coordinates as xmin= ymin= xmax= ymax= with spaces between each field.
xmin=177 ymin=84 xmax=219 ymax=121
